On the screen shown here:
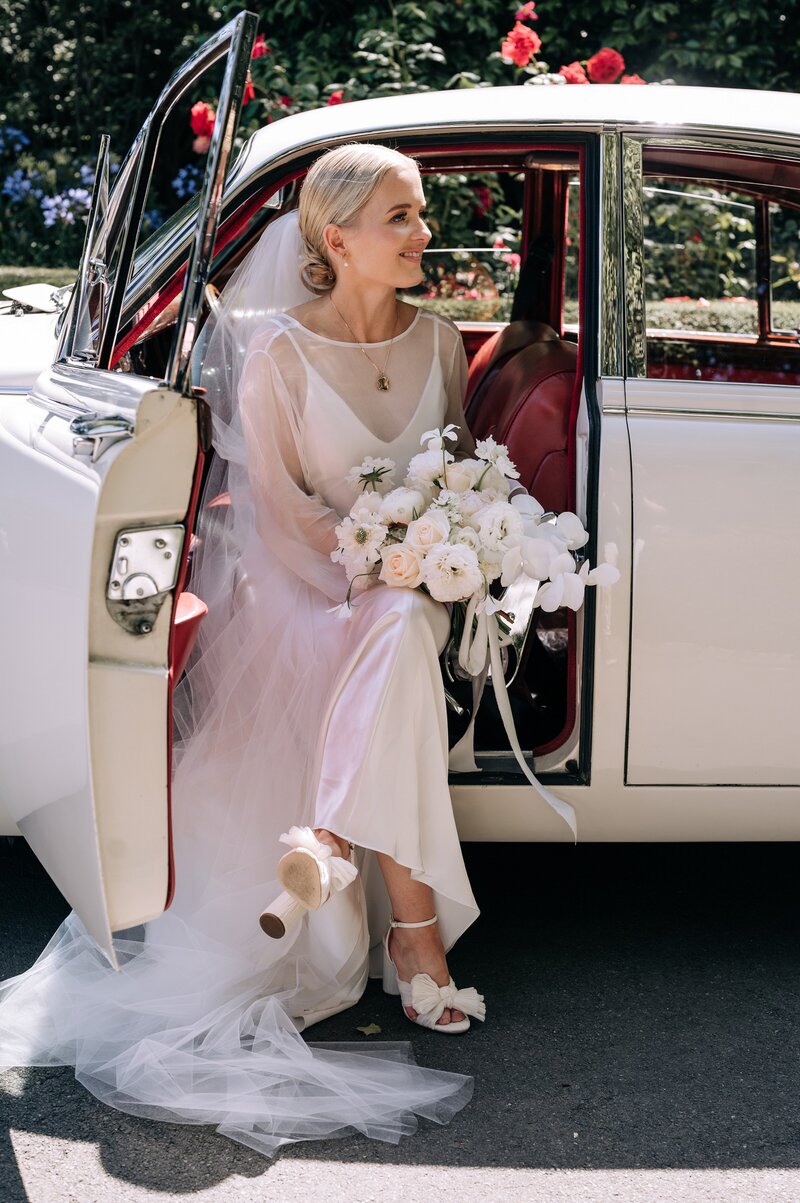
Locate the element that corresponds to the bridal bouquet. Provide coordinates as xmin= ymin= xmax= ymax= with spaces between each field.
xmin=328 ymin=423 xmax=620 ymax=621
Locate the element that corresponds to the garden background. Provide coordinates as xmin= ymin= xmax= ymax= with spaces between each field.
xmin=0 ymin=0 xmax=798 ymax=299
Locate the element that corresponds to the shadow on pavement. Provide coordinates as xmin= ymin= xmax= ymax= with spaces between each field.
xmin=2 ymin=838 xmax=800 ymax=1194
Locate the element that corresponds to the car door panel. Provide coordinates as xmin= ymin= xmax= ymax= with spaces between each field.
xmin=625 ymin=381 xmax=800 ymax=785
xmin=0 ymin=367 xmax=199 ymax=964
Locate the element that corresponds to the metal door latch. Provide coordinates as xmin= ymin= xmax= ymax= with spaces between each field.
xmin=106 ymin=525 xmax=185 ymax=634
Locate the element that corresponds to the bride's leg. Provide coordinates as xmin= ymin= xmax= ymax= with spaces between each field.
xmin=375 ymin=852 xmax=465 ymax=1026
xmin=313 ymin=828 xmax=464 ymax=1026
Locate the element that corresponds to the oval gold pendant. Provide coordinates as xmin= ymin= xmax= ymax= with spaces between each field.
xmin=376 ymin=374 xmax=390 ymax=391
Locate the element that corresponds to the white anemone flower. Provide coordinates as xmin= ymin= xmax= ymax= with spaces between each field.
xmin=332 ymin=515 xmax=389 ymax=567
xmin=345 ymin=455 xmax=396 ymax=495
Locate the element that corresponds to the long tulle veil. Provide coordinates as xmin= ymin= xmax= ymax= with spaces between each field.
xmin=0 ymin=208 xmax=474 ymax=1156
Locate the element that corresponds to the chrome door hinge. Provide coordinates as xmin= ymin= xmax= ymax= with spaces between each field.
xmin=106 ymin=524 xmax=185 ymax=635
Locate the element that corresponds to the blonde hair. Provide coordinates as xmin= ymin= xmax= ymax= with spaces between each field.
xmin=297 ymin=142 xmax=421 ymax=294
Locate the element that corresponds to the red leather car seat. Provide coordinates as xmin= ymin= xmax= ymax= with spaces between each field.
xmin=465 ymin=320 xmax=577 ymax=513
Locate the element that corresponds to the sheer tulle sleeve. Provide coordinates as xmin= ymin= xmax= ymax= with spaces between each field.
xmin=238 ymin=327 xmax=348 ymax=603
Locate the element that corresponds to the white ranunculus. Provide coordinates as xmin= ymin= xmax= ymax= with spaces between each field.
xmin=378 ymin=486 xmax=426 ymax=526
xmin=450 ymin=526 xmax=481 ymax=553
xmin=444 ymin=459 xmax=481 ymax=493
xmin=476 ymin=501 xmax=524 ymax=554
xmin=404 ymin=509 xmax=452 ymax=553
xmin=421 ymin=542 xmax=483 ymax=603
xmin=404 ymin=448 xmax=454 ymax=492
xmin=379 ymin=543 xmax=425 ymax=589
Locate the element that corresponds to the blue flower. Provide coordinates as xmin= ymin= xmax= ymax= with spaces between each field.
xmin=142 ymin=207 xmax=165 ymax=232
xmin=40 ymin=188 xmax=91 ymax=228
xmin=2 ymin=168 xmax=44 ymax=203
xmin=171 ymin=163 xmax=202 ymax=200
xmin=0 ymin=126 xmax=30 ymax=156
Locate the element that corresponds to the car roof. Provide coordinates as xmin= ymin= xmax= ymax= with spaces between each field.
xmin=229 ymin=83 xmax=800 ymax=188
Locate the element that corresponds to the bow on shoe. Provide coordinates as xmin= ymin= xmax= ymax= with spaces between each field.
xmin=278 ymin=825 xmax=358 ymax=891
xmin=410 ymin=974 xmax=487 ymax=1025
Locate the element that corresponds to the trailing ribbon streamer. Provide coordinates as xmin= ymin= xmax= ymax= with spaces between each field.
xmin=455 ymin=601 xmax=578 ymax=842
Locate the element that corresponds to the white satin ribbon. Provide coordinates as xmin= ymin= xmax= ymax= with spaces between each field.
xmin=455 ymin=602 xmax=578 ymax=842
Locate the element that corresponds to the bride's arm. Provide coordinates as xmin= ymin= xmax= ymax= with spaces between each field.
xmin=238 ymin=340 xmax=348 ymax=602
xmin=442 ymin=322 xmax=527 ymax=499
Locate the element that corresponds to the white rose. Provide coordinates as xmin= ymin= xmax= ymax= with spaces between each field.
xmin=421 ymin=542 xmax=484 ymax=603
xmin=405 ymin=509 xmax=452 ymax=553
xmin=379 ymin=487 xmax=426 ymax=526
xmin=379 ymin=543 xmax=424 ymax=589
xmin=444 ymin=459 xmax=480 ymax=493
xmin=455 ymin=490 xmax=485 ymax=524
xmin=476 ymin=466 xmax=512 ymax=495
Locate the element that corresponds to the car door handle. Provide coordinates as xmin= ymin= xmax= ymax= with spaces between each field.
xmin=69 ymin=411 xmax=135 ymax=461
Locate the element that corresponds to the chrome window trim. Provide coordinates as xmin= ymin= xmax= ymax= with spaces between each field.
xmin=598 ymin=133 xmax=623 ymax=378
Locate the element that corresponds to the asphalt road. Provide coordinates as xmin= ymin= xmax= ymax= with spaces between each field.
xmin=2 ymin=838 xmax=800 ymax=1203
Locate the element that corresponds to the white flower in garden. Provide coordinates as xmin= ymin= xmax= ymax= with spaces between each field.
xmin=405 ymin=509 xmax=452 ymax=553
xmin=332 ymin=515 xmax=389 ymax=567
xmin=404 ymin=449 xmax=454 ymax=493
xmin=420 ymin=422 xmax=458 ymax=451
xmin=378 ymin=543 xmax=425 ymax=589
xmin=445 ymin=459 xmax=481 ymax=492
xmin=345 ymin=455 xmax=396 ymax=495
xmin=476 ymin=501 xmax=524 ymax=554
xmin=421 ymin=542 xmax=484 ymax=603
xmin=378 ymin=486 xmax=425 ymax=526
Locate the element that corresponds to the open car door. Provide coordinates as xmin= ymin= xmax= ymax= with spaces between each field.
xmin=0 ymin=12 xmax=257 ymax=967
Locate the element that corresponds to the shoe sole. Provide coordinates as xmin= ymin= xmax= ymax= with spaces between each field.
xmin=279 ymin=849 xmax=324 ymax=909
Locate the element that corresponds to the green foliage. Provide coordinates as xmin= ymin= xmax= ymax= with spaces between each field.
xmin=1 ymin=0 xmax=798 ymax=268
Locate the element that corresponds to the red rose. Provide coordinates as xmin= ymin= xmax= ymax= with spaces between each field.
xmin=559 ymin=61 xmax=589 ymax=85
xmin=279 ymin=94 xmax=294 ymax=108
xmin=190 ymin=101 xmax=216 ymax=138
xmin=620 ymin=73 xmax=647 ymax=85
xmin=586 ymin=47 xmax=625 ymax=84
xmin=472 ymin=184 xmax=492 ymax=216
xmin=501 ymin=21 xmax=542 ymax=68
xmin=242 ymin=71 xmax=255 ymax=106
xmin=251 ymin=33 xmax=270 ymax=59
xmin=327 ymin=90 xmax=345 ymax=105
xmin=514 ymin=1 xmax=537 ymax=20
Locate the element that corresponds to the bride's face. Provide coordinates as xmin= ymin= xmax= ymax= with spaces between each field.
xmin=325 ymin=163 xmax=432 ymax=288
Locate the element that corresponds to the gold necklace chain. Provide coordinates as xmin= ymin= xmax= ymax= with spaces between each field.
xmin=327 ymin=295 xmax=400 ymax=392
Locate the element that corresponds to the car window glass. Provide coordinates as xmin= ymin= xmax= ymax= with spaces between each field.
xmin=769 ymin=201 xmax=800 ymax=336
xmin=400 ymin=170 xmax=525 ymax=323
xmin=642 ymin=172 xmax=800 ymax=385
xmin=563 ymin=171 xmax=580 ymax=336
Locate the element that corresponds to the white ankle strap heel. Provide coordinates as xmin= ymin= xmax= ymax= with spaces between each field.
xmin=260 ymin=827 xmax=357 ymax=938
xmin=382 ymin=914 xmax=486 ymax=1035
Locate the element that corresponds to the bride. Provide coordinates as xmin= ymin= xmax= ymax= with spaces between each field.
xmin=0 ymin=142 xmax=523 ymax=1157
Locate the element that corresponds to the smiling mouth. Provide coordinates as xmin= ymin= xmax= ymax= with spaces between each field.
xmin=400 ymin=252 xmax=423 ymax=260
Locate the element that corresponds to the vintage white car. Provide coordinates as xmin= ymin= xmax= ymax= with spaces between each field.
xmin=2 ymin=12 xmax=799 ymax=964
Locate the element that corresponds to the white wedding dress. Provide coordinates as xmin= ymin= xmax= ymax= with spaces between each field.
xmin=0 ymin=304 xmax=485 ymax=1156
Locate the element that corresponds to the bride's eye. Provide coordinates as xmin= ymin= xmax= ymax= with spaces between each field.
xmin=392 ymin=210 xmax=427 ymax=222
